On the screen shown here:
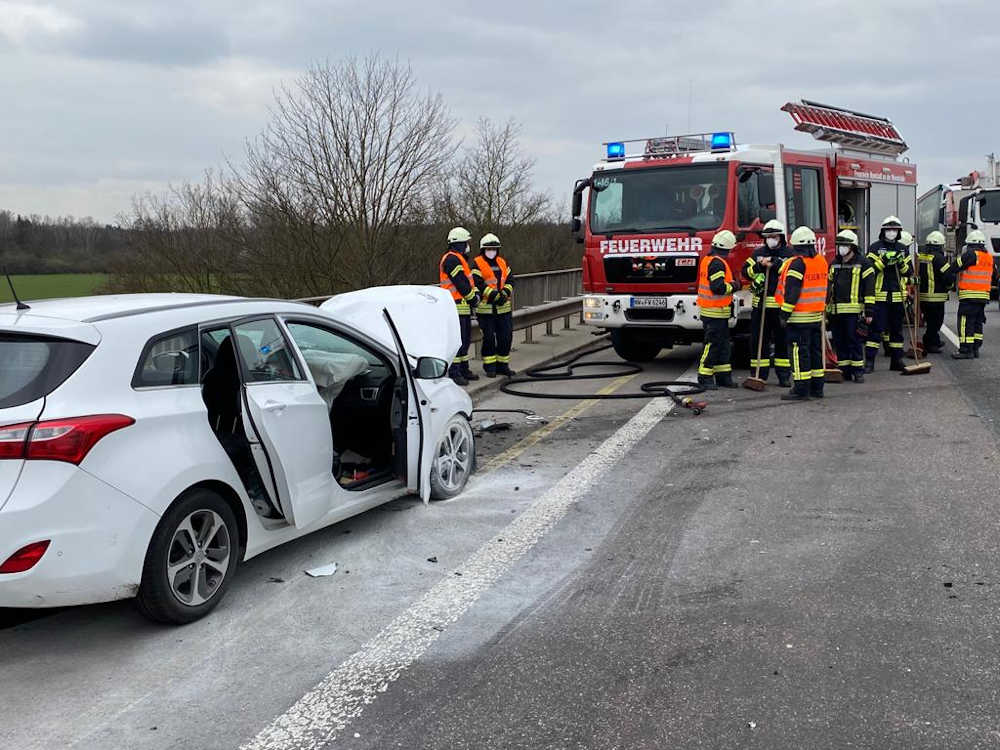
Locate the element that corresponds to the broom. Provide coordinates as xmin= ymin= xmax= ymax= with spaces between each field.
xmin=821 ymin=280 xmax=843 ymax=383
xmin=743 ymin=265 xmax=770 ymax=391
xmin=898 ymin=263 xmax=932 ymax=375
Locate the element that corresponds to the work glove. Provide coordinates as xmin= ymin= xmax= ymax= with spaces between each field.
xmin=884 ymin=250 xmax=899 ymax=265
xmin=470 ymin=291 xmax=481 ymax=308
xmin=499 ymin=290 xmax=511 ymax=305
xmin=751 ymin=273 xmax=766 ymax=294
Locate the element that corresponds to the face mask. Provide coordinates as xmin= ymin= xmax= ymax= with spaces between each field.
xmin=484 ymin=249 xmax=498 ymax=260
xmin=765 ymin=237 xmax=780 ymax=250
xmin=884 ymin=230 xmax=899 ymax=241
xmin=837 ymin=245 xmax=851 ymax=257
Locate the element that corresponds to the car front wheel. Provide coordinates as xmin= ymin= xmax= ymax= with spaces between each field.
xmin=429 ymin=416 xmax=475 ymax=500
xmin=137 ymin=488 xmax=240 ymax=624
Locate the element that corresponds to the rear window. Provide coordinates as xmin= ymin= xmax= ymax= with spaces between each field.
xmin=0 ymin=334 xmax=95 ymax=408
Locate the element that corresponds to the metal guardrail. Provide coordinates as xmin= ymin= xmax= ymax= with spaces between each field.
xmin=294 ymin=267 xmax=584 ymax=356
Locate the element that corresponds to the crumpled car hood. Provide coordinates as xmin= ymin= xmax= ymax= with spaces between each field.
xmin=319 ymin=285 xmax=460 ymax=364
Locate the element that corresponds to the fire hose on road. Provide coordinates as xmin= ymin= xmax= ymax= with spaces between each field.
xmin=495 ymin=341 xmax=709 ymax=415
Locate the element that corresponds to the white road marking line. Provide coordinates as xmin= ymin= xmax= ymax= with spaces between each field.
xmin=941 ymin=323 xmax=960 ymax=349
xmin=241 ymin=363 xmax=699 ymax=750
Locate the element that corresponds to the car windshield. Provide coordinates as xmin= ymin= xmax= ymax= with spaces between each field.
xmin=589 ymin=164 xmax=729 ymax=234
xmin=979 ymin=192 xmax=1000 ymax=224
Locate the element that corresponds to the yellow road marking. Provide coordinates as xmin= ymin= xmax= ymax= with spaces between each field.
xmin=479 ymin=373 xmax=638 ymax=475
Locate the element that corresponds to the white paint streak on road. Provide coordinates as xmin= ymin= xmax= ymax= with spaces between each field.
xmin=240 ymin=365 xmax=698 ymax=750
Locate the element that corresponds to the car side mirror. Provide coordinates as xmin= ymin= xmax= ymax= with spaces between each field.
xmin=414 ymin=356 xmax=448 ymax=380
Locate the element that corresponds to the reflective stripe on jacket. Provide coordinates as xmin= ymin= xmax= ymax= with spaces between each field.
xmin=828 ymin=259 xmax=875 ymax=314
xmin=918 ymin=251 xmax=952 ymax=302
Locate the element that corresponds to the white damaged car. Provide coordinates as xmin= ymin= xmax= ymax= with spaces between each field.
xmin=0 ymin=287 xmax=474 ymax=623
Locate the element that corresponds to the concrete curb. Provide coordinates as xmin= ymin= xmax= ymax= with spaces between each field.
xmin=464 ymin=330 xmax=610 ymax=400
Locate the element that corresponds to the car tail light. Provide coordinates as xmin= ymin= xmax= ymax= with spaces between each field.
xmin=0 ymin=414 xmax=134 ymax=465
xmin=26 ymin=415 xmax=135 ymax=465
xmin=0 ymin=540 xmax=51 ymax=574
xmin=0 ymin=422 xmax=32 ymax=460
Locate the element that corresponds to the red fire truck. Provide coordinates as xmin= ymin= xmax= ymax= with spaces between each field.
xmin=571 ymin=100 xmax=918 ymax=362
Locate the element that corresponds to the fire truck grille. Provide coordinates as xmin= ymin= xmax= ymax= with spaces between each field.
xmin=603 ymin=256 xmax=698 ymax=284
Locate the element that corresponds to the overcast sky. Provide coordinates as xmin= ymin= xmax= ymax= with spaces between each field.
xmin=0 ymin=0 xmax=996 ymax=223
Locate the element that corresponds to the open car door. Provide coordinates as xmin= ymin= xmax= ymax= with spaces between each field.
xmin=230 ymin=317 xmax=335 ymax=528
xmin=382 ymin=310 xmax=436 ymax=502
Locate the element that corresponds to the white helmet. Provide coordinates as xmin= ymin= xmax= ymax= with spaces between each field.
xmin=836 ymin=229 xmax=859 ymax=247
xmin=447 ymin=226 xmax=471 ymax=244
xmin=925 ymin=230 xmax=946 ymax=246
xmin=880 ymin=215 xmax=903 ymax=230
xmin=899 ymin=230 xmax=913 ymax=247
xmin=789 ymin=226 xmax=817 ymax=246
xmin=711 ymin=229 xmax=737 ymax=251
xmin=761 ymin=219 xmax=786 ymax=236
xmin=967 ymin=229 xmax=988 ymax=247
xmin=479 ymin=232 xmax=501 ymax=249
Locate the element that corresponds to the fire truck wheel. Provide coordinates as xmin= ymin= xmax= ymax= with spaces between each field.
xmin=610 ymin=329 xmax=661 ymax=363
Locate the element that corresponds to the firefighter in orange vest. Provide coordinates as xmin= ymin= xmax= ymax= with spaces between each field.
xmin=776 ymin=226 xmax=829 ymax=401
xmin=440 ymin=227 xmax=481 ymax=385
xmin=472 ymin=233 xmax=516 ymax=378
xmin=697 ymin=230 xmax=741 ymax=390
xmin=951 ymin=230 xmax=996 ymax=359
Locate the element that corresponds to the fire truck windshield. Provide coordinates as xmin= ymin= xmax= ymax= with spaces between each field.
xmin=979 ymin=192 xmax=1000 ymax=224
xmin=589 ymin=164 xmax=729 ymax=235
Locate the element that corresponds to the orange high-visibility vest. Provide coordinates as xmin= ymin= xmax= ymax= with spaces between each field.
xmin=697 ymin=255 xmax=733 ymax=310
xmin=439 ymin=251 xmax=472 ymax=302
xmin=958 ymin=250 xmax=993 ymax=300
xmin=473 ymin=255 xmax=510 ymax=291
xmin=776 ymin=254 xmax=828 ymax=323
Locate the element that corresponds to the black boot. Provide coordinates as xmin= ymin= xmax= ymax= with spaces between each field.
xmin=852 ymin=372 xmax=865 ymax=383
xmin=890 ymin=357 xmax=905 ymax=372
xmin=484 ymin=367 xmax=497 ymax=379
xmin=496 ymin=364 xmax=516 ymax=377
xmin=781 ymin=389 xmax=811 ymax=402
xmin=864 ymin=359 xmax=875 ymax=373
xmin=777 ymin=374 xmax=791 ymax=388
xmin=974 ymin=347 xmax=981 ymax=358
xmin=462 ymin=366 xmax=480 ymax=381
xmin=450 ymin=369 xmax=469 ymax=386
xmin=715 ymin=373 xmax=738 ymax=389
xmin=697 ymin=375 xmax=719 ymax=391
xmin=952 ymin=348 xmax=974 ymax=360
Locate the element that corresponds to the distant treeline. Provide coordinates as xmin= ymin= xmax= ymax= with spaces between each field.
xmin=0 ymin=211 xmax=129 ymax=274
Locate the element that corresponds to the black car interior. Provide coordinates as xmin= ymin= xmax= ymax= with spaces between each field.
xmin=198 ymin=321 xmax=403 ymax=520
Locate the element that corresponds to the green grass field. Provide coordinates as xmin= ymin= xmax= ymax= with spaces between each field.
xmin=0 ymin=273 xmax=108 ymax=303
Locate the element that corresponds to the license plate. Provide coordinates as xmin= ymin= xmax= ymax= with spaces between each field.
xmin=630 ymin=296 xmax=669 ymax=309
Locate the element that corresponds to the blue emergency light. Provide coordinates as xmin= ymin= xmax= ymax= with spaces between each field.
xmin=606 ymin=142 xmax=626 ymax=159
xmin=711 ymin=132 xmax=734 ymax=151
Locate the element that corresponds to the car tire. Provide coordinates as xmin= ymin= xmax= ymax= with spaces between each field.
xmin=136 ymin=488 xmax=240 ymax=625
xmin=429 ymin=416 xmax=476 ymax=501
xmin=610 ymin=329 xmax=661 ymax=362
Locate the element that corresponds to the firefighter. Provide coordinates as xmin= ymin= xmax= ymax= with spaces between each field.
xmin=742 ymin=219 xmax=793 ymax=386
xmin=697 ymin=230 xmax=741 ymax=390
xmin=776 ymin=226 xmax=828 ymax=401
xmin=439 ymin=227 xmax=481 ymax=385
xmin=472 ymin=233 xmax=515 ymax=378
xmin=917 ymin=230 xmax=953 ymax=353
xmin=827 ymin=230 xmax=875 ymax=383
xmin=951 ymin=229 xmax=995 ymax=359
xmin=865 ymin=216 xmax=911 ymax=372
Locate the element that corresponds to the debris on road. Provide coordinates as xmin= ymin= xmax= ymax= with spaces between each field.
xmin=267 ymin=577 xmax=285 ymax=584
xmin=747 ymin=721 xmax=757 ymax=730
xmin=305 ymin=562 xmax=339 ymax=577
xmin=427 ymin=556 xmax=438 ymax=563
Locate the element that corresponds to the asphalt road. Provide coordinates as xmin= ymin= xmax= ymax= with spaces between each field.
xmin=4 ymin=311 xmax=1000 ymax=749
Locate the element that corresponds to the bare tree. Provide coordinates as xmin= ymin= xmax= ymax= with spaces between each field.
xmin=242 ymin=54 xmax=456 ymax=290
xmin=440 ymin=117 xmax=550 ymax=229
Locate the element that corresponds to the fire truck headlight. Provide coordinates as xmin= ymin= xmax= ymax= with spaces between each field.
xmin=583 ymin=296 xmax=603 ymax=309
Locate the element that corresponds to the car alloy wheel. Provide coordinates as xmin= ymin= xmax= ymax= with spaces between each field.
xmin=167 ymin=509 xmax=232 ymax=607
xmin=432 ymin=418 xmax=474 ymax=497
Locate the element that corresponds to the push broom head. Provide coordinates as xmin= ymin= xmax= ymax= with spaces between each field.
xmin=742 ymin=376 xmax=767 ymax=391
xmin=901 ymin=361 xmax=932 ymax=376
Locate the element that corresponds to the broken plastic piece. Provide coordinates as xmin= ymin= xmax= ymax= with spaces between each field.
xmin=305 ymin=562 xmax=339 ymax=577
